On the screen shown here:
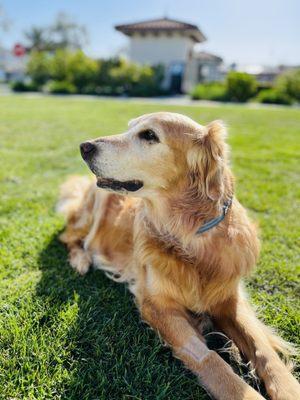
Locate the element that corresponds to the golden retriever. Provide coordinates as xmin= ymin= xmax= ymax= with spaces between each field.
xmin=57 ymin=112 xmax=300 ymax=400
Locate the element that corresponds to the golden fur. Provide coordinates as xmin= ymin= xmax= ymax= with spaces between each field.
xmin=57 ymin=112 xmax=300 ymax=400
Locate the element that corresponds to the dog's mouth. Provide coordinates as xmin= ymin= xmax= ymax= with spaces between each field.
xmin=96 ymin=177 xmax=144 ymax=192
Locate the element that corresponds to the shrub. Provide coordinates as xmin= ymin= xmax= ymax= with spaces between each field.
xmin=26 ymin=51 xmax=164 ymax=96
xmin=47 ymin=80 xmax=76 ymax=94
xmin=94 ymin=58 xmax=122 ymax=87
xmin=255 ymin=89 xmax=293 ymax=105
xmin=276 ymin=69 xmax=300 ymax=101
xmin=226 ymin=72 xmax=257 ymax=102
xmin=26 ymin=51 xmax=51 ymax=86
xmin=67 ymin=51 xmax=98 ymax=93
xmin=49 ymin=49 xmax=70 ymax=82
xmin=11 ymin=81 xmax=39 ymax=92
xmin=256 ymin=82 xmax=273 ymax=94
xmin=27 ymin=49 xmax=98 ymax=93
xmin=49 ymin=50 xmax=98 ymax=93
xmin=128 ymin=65 xmax=163 ymax=96
xmin=190 ymin=82 xmax=227 ymax=101
xmin=108 ymin=59 xmax=164 ymax=96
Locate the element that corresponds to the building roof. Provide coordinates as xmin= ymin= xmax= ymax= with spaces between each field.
xmin=115 ymin=17 xmax=206 ymax=43
xmin=193 ymin=51 xmax=223 ymax=63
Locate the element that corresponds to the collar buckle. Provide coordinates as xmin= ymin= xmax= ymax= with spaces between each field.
xmin=222 ymin=198 xmax=232 ymax=216
xmin=196 ymin=197 xmax=233 ymax=235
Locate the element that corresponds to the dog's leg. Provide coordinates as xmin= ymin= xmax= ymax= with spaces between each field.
xmin=68 ymin=242 xmax=92 ymax=275
xmin=140 ymin=295 xmax=264 ymax=400
xmin=212 ymin=294 xmax=300 ymax=400
xmin=60 ymin=229 xmax=92 ymax=275
xmin=57 ymin=176 xmax=96 ymax=274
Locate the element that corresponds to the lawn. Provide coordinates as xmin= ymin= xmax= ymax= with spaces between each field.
xmin=0 ymin=95 xmax=299 ymax=400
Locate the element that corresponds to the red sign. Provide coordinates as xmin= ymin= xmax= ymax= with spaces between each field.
xmin=13 ymin=43 xmax=26 ymax=57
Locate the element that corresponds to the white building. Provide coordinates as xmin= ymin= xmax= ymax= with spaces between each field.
xmin=0 ymin=46 xmax=27 ymax=81
xmin=115 ymin=17 xmax=223 ymax=93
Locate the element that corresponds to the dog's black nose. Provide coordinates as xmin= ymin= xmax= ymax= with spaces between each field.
xmin=80 ymin=141 xmax=97 ymax=160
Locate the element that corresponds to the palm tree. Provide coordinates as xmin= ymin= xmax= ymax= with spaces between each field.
xmin=49 ymin=12 xmax=88 ymax=51
xmin=24 ymin=26 xmax=50 ymax=52
xmin=24 ymin=14 xmax=88 ymax=52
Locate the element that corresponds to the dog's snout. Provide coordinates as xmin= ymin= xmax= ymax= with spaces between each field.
xmin=80 ymin=141 xmax=97 ymax=160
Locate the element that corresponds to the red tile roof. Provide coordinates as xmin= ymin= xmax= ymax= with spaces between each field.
xmin=115 ymin=17 xmax=206 ymax=43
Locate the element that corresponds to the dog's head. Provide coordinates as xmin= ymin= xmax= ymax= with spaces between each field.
xmin=80 ymin=112 xmax=231 ymax=201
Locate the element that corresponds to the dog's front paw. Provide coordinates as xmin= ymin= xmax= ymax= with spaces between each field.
xmin=69 ymin=249 xmax=91 ymax=275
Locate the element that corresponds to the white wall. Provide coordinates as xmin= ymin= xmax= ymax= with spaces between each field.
xmin=183 ymin=59 xmax=223 ymax=92
xmin=182 ymin=59 xmax=198 ymax=92
xmin=129 ymin=33 xmax=193 ymax=66
xmin=0 ymin=48 xmax=27 ymax=81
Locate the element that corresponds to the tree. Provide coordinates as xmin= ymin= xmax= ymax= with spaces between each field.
xmin=49 ymin=49 xmax=70 ymax=81
xmin=26 ymin=51 xmax=51 ymax=86
xmin=49 ymin=12 xmax=88 ymax=51
xmin=49 ymin=49 xmax=98 ymax=92
xmin=24 ymin=26 xmax=50 ymax=52
xmin=24 ymin=13 xmax=88 ymax=53
xmin=276 ymin=69 xmax=300 ymax=102
xmin=67 ymin=51 xmax=97 ymax=92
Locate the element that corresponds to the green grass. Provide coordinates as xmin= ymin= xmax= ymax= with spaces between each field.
xmin=0 ymin=95 xmax=299 ymax=400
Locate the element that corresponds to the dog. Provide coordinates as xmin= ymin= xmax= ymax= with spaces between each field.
xmin=57 ymin=112 xmax=300 ymax=400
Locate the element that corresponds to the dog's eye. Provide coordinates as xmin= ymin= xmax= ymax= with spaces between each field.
xmin=138 ymin=130 xmax=159 ymax=143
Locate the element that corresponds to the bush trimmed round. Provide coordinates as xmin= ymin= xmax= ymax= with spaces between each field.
xmin=11 ymin=81 xmax=39 ymax=92
xmin=226 ymin=72 xmax=257 ymax=102
xmin=255 ymin=89 xmax=293 ymax=105
xmin=190 ymin=82 xmax=227 ymax=101
xmin=47 ymin=80 xmax=77 ymax=94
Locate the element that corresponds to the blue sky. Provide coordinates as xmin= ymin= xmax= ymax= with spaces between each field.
xmin=1 ymin=0 xmax=299 ymax=66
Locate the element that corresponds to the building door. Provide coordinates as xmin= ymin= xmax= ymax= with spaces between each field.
xmin=169 ymin=63 xmax=184 ymax=94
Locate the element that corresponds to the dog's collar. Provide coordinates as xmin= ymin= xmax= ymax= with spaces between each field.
xmin=196 ymin=198 xmax=233 ymax=235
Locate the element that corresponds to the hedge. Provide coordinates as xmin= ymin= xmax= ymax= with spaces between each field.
xmin=255 ymin=89 xmax=293 ymax=105
xmin=190 ymin=82 xmax=227 ymax=101
xmin=13 ymin=50 xmax=165 ymax=97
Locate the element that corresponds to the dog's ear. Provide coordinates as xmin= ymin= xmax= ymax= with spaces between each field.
xmin=187 ymin=120 xmax=228 ymax=201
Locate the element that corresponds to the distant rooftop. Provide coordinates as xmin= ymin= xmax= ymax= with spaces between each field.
xmin=193 ymin=51 xmax=223 ymax=63
xmin=115 ymin=17 xmax=206 ymax=43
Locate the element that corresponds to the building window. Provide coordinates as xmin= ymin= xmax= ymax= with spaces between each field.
xmin=198 ymin=64 xmax=210 ymax=82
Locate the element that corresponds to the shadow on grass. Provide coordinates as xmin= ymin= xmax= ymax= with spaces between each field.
xmin=36 ymin=233 xmax=267 ymax=400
